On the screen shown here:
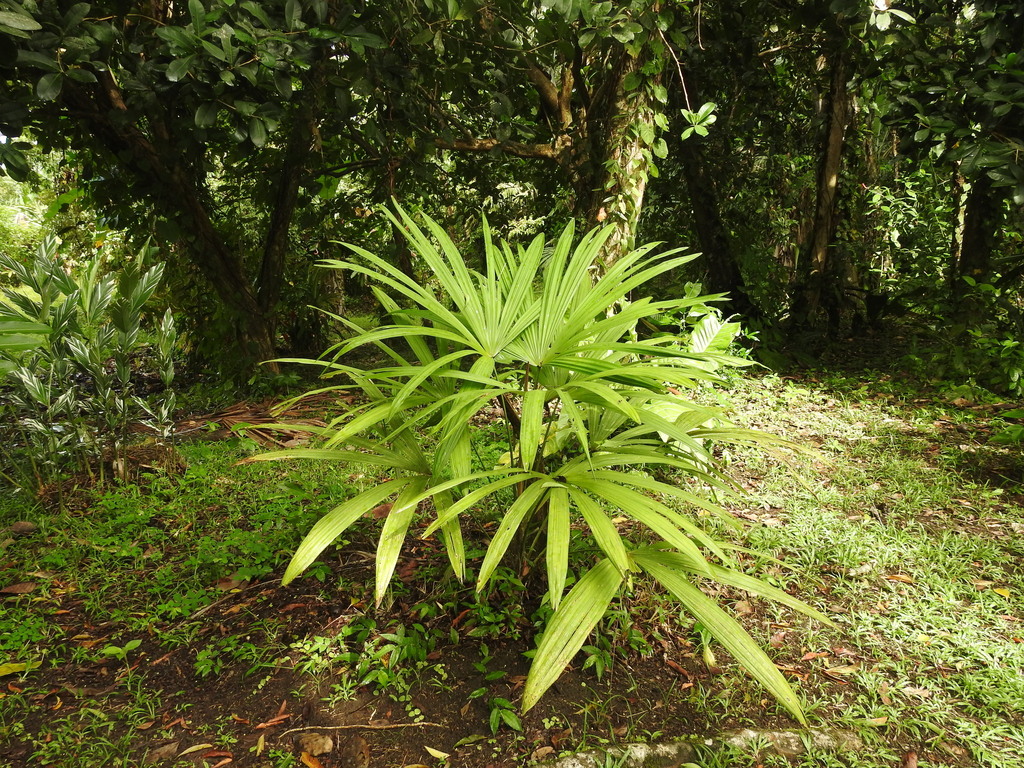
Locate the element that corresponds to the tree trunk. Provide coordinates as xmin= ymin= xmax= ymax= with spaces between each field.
xmin=948 ymin=167 xmax=967 ymax=293
xmin=255 ymin=58 xmax=332 ymax=363
xmin=951 ymin=174 xmax=998 ymax=314
xmin=676 ymin=137 xmax=757 ymax=317
xmin=65 ymin=74 xmax=280 ymax=371
xmin=574 ymin=51 xmax=655 ymax=270
xmin=258 ymin=108 xmax=317 ymax=319
xmin=171 ymin=170 xmax=279 ymax=368
xmin=437 ymin=46 xmax=660 ymax=273
xmin=792 ymin=45 xmax=849 ymax=329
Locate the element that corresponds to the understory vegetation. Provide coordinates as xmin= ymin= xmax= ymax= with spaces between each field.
xmin=2 ymin=360 xmax=1022 ymax=767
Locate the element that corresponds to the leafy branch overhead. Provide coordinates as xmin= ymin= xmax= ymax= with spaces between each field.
xmin=0 ymin=0 xmax=394 ymax=370
xmin=249 ymin=206 xmax=829 ymax=717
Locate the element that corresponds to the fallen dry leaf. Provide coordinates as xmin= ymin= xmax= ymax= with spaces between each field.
xmin=902 ymin=751 xmax=918 ymax=768
xmin=665 ymin=659 xmax=690 ymax=677
xmin=531 ymin=746 xmax=555 ymax=761
xmin=0 ymin=661 xmax=40 ymax=677
xmin=254 ymin=714 xmax=290 ymax=729
xmin=825 ymin=663 xmax=861 ymax=675
xmin=300 ymin=753 xmax=324 ymax=768
xmin=255 ymin=700 xmax=290 ymax=729
xmin=886 ymin=574 xmax=915 ymax=584
xmin=1 ymin=582 xmax=36 ymax=595
xmin=550 ymin=728 xmax=572 ymax=748
xmin=176 ymin=743 xmax=214 ymax=757
xmin=769 ymin=630 xmax=787 ymax=648
xmin=215 ymin=575 xmax=247 ymax=591
xmin=901 ymin=686 xmax=932 ymax=698
xmin=298 ymin=733 xmax=333 ymax=756
xmin=369 ymin=503 xmax=393 ymax=519
xmin=150 ymin=651 xmax=176 ymax=666
xmin=144 ymin=741 xmax=179 ymax=764
xmin=397 ymin=559 xmax=419 ymax=581
xmin=879 ymin=682 xmax=892 ymax=705
xmin=10 ymin=521 xmax=39 ymax=536
xmin=937 ymin=740 xmax=966 ymax=757
xmin=734 ymin=600 xmax=754 ymax=615
xmin=336 ymin=735 xmax=369 ymax=768
xmin=800 ymin=651 xmax=830 ymax=661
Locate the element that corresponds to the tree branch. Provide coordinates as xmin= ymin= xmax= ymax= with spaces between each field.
xmin=525 ymin=58 xmax=572 ymax=129
xmin=434 ymin=136 xmax=561 ymax=161
xmin=525 ymin=59 xmax=561 ymax=116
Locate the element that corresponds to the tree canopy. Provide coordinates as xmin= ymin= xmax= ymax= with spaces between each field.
xmin=0 ymin=0 xmax=1022 ymax=387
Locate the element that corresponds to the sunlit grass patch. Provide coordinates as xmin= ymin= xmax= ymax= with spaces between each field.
xmin=714 ymin=370 xmax=1024 ymax=766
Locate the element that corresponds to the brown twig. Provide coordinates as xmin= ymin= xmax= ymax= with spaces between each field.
xmin=281 ymin=722 xmax=443 ymax=737
xmin=187 ymin=578 xmax=281 ymax=619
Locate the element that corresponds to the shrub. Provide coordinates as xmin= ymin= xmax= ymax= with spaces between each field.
xmin=0 ymin=236 xmax=176 ymax=494
xmin=253 ymin=206 xmax=828 ymax=717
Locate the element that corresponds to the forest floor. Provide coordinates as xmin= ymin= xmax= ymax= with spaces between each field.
xmin=2 ymin=350 xmax=1024 ymax=768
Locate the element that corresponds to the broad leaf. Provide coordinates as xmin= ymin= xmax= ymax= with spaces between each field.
xmin=546 ymin=485 xmax=570 ymax=609
xmin=375 ymin=477 xmax=429 ymax=602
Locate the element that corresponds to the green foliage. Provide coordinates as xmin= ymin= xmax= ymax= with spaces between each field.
xmin=900 ymin=274 xmax=1024 ymax=398
xmin=252 ymin=206 xmax=828 ymax=718
xmin=680 ymin=102 xmax=718 ymax=141
xmin=0 ymin=236 xmax=177 ymax=494
xmin=890 ymin=1 xmax=1024 ymax=202
xmin=0 ymin=173 xmax=44 ymax=259
xmin=0 ymin=0 xmax=405 ymax=370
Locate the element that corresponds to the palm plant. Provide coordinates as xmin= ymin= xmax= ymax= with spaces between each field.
xmin=254 ymin=206 xmax=828 ymax=717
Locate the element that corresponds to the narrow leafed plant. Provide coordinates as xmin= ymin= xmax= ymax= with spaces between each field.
xmin=252 ymin=206 xmax=828 ymax=718
xmin=0 ymin=237 xmax=177 ymax=492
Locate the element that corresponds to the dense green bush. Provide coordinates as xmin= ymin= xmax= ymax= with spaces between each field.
xmin=254 ymin=207 xmax=828 ymax=717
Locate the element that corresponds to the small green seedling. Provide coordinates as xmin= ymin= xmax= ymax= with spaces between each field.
xmin=100 ymin=639 xmax=142 ymax=665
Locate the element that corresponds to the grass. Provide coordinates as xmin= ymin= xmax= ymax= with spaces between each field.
xmin=2 ymin=367 xmax=1023 ymax=766
xmin=718 ymin=371 xmax=1024 ymax=766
